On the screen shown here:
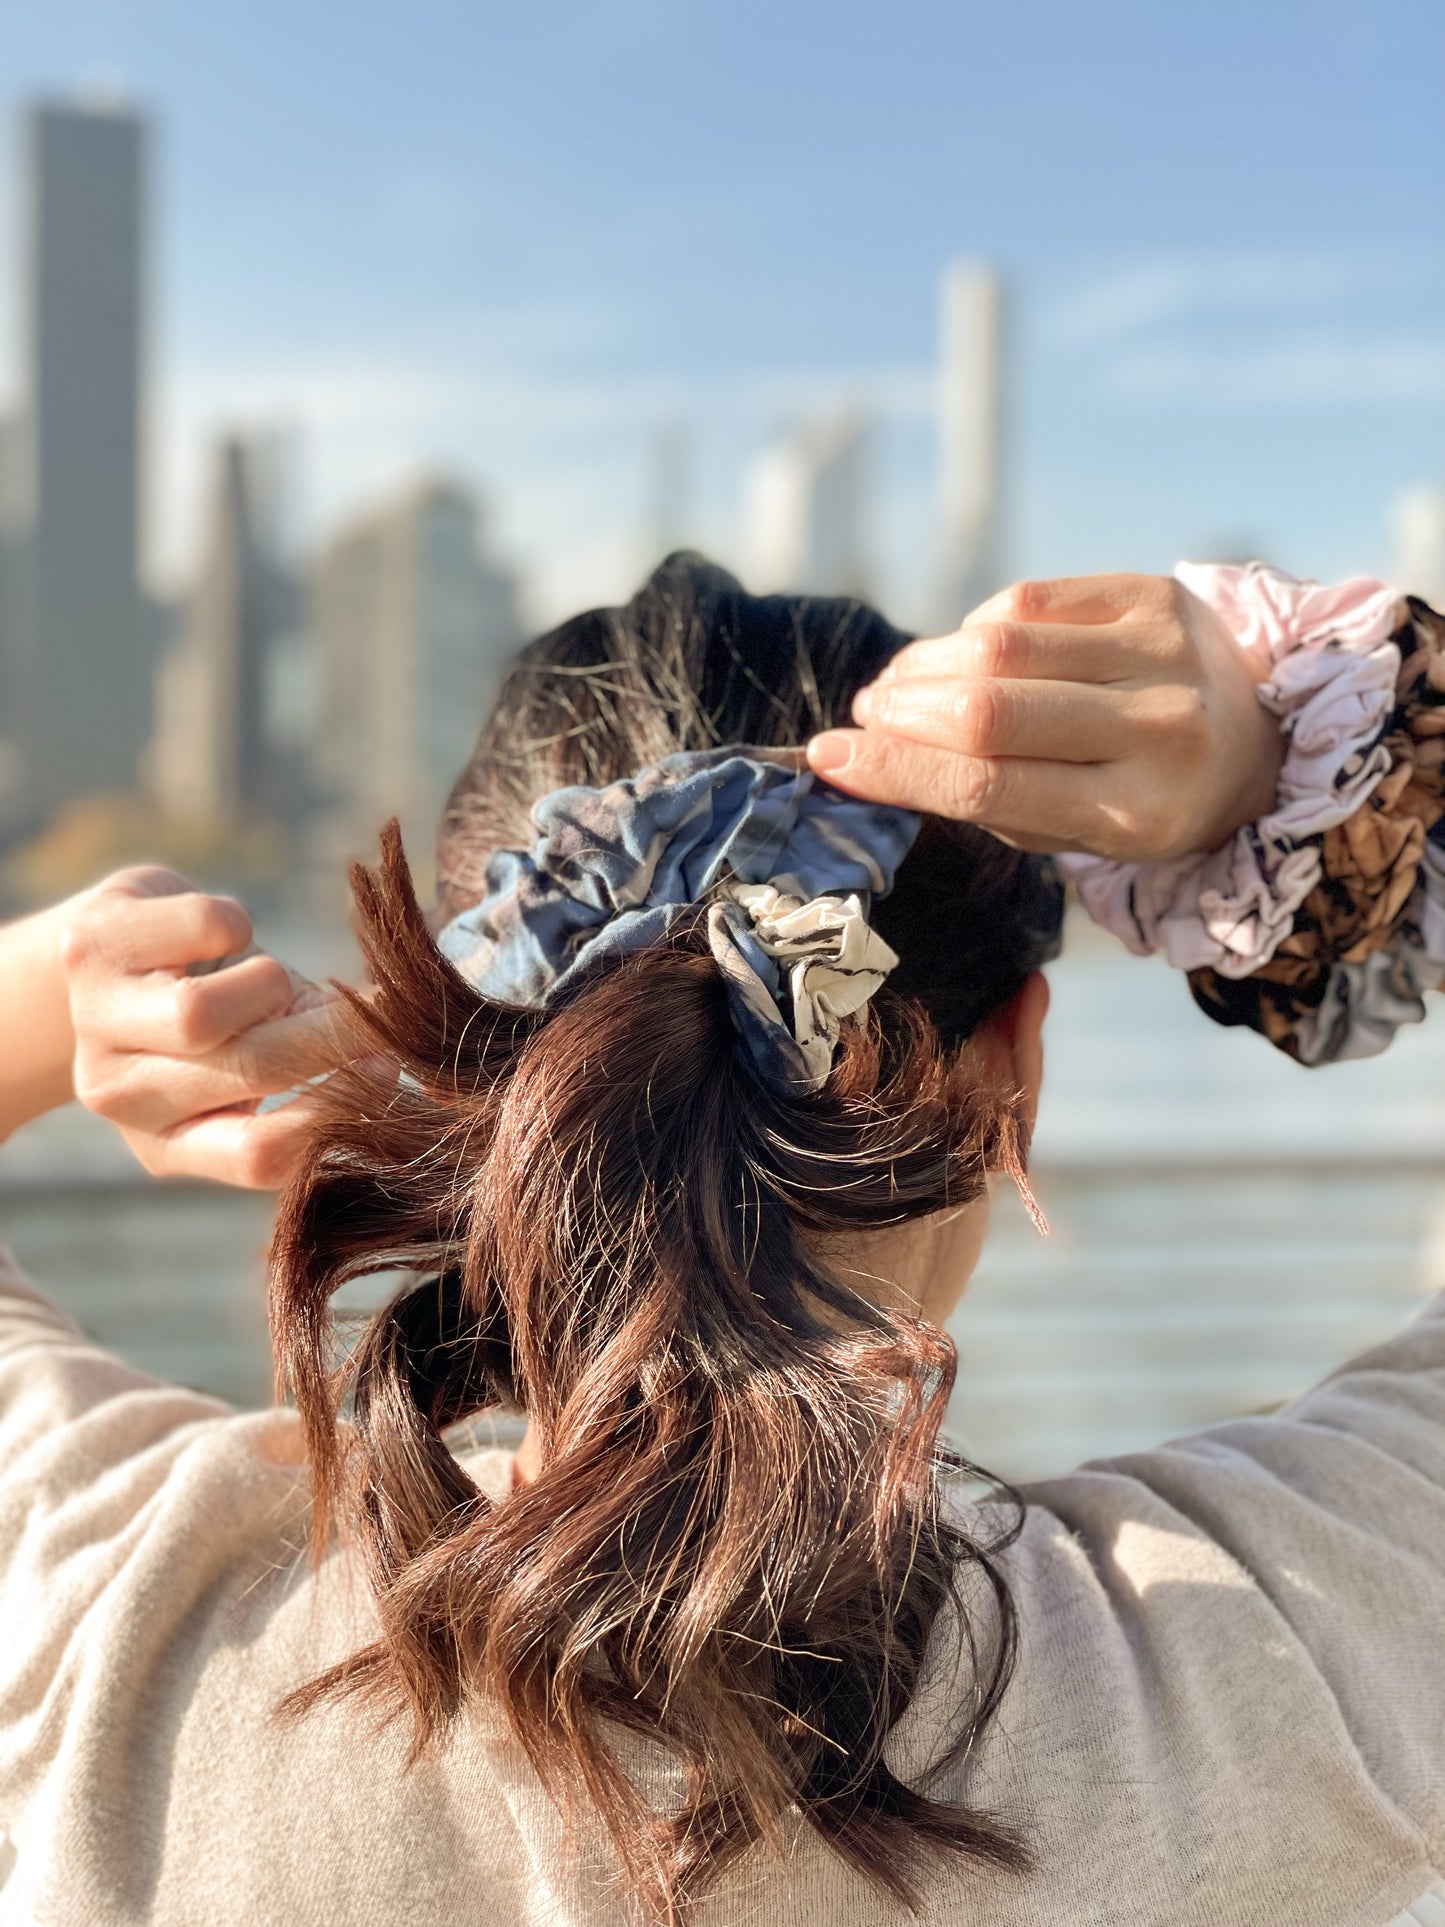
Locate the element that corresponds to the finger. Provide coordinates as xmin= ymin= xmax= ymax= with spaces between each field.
xmin=853 ymin=678 xmax=1135 ymax=763
xmin=963 ymin=573 xmax=1175 ymax=627
xmin=807 ymin=730 xmax=1120 ymax=849
xmin=234 ymin=998 xmax=365 ymax=1092
xmin=873 ymin=622 xmax=1141 ymax=688
xmin=72 ymin=952 xmax=298 ymax=1058
xmin=62 ymin=889 xmax=253 ymax=976
xmin=79 ymin=1000 xmax=364 ymax=1136
xmin=139 ymin=1098 xmax=325 ymax=1190
xmin=91 ymin=864 xmax=197 ymax=901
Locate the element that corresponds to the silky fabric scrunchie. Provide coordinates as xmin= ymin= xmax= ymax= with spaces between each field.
xmin=437 ymin=747 xmax=921 ymax=1093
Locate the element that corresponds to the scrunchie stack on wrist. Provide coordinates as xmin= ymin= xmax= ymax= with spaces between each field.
xmin=1189 ymin=595 xmax=1445 ymax=1063
xmin=1058 ymin=562 xmax=1405 ymax=978
xmin=1061 ymin=562 xmax=1445 ymax=1064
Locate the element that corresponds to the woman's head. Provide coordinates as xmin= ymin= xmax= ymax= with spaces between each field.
xmin=270 ymin=553 xmax=1058 ymax=1920
xmin=436 ymin=550 xmax=1056 ymax=1053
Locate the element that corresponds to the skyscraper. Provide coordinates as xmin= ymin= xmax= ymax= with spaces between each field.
xmin=310 ymin=477 xmax=522 ymax=867
xmin=148 ymin=436 xmax=299 ymax=828
xmin=933 ymin=260 xmax=1007 ymax=631
xmin=1391 ymin=485 xmax=1445 ymax=608
xmin=740 ymin=408 xmax=870 ymax=600
xmin=1 ymin=99 xmax=149 ymax=827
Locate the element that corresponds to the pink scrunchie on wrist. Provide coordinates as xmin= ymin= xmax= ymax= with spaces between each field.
xmin=1058 ymin=561 xmax=1403 ymax=978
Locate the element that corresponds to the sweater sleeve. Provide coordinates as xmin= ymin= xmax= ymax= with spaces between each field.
xmin=1188 ymin=596 xmax=1445 ymax=1063
xmin=1097 ymin=1285 xmax=1445 ymax=1863
xmin=0 ymin=1244 xmax=310 ymax=1815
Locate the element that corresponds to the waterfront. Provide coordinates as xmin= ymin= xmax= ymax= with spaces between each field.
xmin=2 ymin=917 xmax=1441 ymax=1483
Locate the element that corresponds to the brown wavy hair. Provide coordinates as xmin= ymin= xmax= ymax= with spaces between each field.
xmin=270 ymin=553 xmax=1058 ymax=1921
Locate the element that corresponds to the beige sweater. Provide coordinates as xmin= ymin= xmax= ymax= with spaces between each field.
xmin=0 ymin=1244 xmax=1442 ymax=1927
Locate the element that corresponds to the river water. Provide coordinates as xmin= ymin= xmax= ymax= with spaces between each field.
xmin=2 ymin=915 xmax=1441 ymax=1482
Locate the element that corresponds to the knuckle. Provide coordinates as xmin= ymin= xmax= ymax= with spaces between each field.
xmin=863 ymin=735 xmax=931 ymax=812
xmin=962 ymin=679 xmax=1008 ymax=753
xmin=73 ymin=1057 xmax=140 ymax=1125
xmin=171 ymin=975 xmax=222 ymax=1051
xmin=57 ymin=908 xmax=103 ymax=973
xmin=944 ymin=754 xmax=1002 ymax=819
xmin=238 ymin=1128 xmax=293 ymax=1190
xmin=1003 ymin=579 xmax=1046 ymax=621
xmin=867 ymin=686 xmax=907 ymax=730
xmin=231 ymin=1037 xmax=264 ymax=1090
xmin=1177 ymin=682 xmax=1210 ymax=743
xmin=968 ymin=621 xmax=1028 ymax=679
xmin=1150 ymin=683 xmax=1209 ymax=752
xmin=253 ymin=955 xmax=295 ymax=1010
xmin=1123 ymin=801 xmax=1173 ymax=859
xmin=1156 ymin=575 xmax=1193 ymax=632
xmin=194 ymin=893 xmax=250 ymax=954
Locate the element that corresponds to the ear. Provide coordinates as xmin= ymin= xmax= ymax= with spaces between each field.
xmin=973 ymin=969 xmax=1048 ymax=1132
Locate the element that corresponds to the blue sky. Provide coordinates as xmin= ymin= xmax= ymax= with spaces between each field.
xmin=2 ymin=0 xmax=1442 ymax=628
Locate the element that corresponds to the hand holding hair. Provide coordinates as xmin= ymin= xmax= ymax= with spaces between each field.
xmin=58 ymin=866 xmax=365 ymax=1188
xmin=807 ymin=571 xmax=1285 ymax=861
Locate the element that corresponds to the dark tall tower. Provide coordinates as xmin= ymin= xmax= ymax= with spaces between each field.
xmin=149 ymin=438 xmax=284 ymax=826
xmin=6 ymin=99 xmax=148 ymax=822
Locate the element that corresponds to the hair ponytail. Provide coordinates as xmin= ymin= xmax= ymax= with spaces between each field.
xmin=271 ymin=823 xmax=1031 ymax=1920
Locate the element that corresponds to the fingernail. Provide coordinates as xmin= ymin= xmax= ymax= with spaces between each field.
xmin=807 ymin=730 xmax=856 ymax=773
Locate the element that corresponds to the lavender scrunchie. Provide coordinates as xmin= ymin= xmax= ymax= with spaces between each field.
xmin=438 ymin=748 xmax=920 ymax=1093
xmin=1059 ymin=561 xmax=1405 ymax=977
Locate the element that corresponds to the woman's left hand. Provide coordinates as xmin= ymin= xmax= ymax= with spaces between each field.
xmin=807 ymin=572 xmax=1286 ymax=862
xmin=59 ymin=867 xmax=362 ymax=1188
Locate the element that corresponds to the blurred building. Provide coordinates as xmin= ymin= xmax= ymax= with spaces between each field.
xmin=0 ymin=99 xmax=150 ymax=833
xmin=933 ymin=259 xmax=1007 ymax=630
xmin=309 ymin=477 xmax=521 ymax=867
xmin=740 ymin=408 xmax=870 ymax=599
xmin=1391 ymin=485 xmax=1445 ymax=607
xmin=644 ymin=416 xmax=691 ymax=568
xmin=148 ymin=435 xmax=304 ymax=830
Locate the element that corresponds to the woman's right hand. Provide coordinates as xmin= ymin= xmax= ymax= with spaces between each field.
xmin=807 ymin=573 xmax=1286 ymax=862
xmin=60 ymin=867 xmax=363 ymax=1188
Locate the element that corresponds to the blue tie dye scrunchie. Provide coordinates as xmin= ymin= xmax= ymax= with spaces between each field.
xmin=437 ymin=747 xmax=921 ymax=1093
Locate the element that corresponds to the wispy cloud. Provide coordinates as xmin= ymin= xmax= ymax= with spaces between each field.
xmin=1103 ymin=336 xmax=1445 ymax=405
xmin=1050 ymin=250 xmax=1365 ymax=346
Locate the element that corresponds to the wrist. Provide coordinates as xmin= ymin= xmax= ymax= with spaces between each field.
xmin=1193 ymin=689 xmax=1288 ymax=856
xmin=0 ymin=896 xmax=83 ymax=1142
xmin=1064 ymin=561 xmax=1406 ymax=977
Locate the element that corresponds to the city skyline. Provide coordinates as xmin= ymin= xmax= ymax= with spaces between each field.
xmin=0 ymin=84 xmax=1017 ymax=867
xmin=0 ymin=87 xmax=1022 ymax=647
xmin=0 ymin=94 xmax=530 ymax=880
xmin=1 ymin=1 xmax=1441 ymax=635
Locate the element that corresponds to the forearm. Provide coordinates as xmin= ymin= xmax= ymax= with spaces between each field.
xmin=0 ymin=899 xmax=79 ymax=1143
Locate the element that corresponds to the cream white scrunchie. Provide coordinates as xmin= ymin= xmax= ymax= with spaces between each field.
xmin=1058 ymin=561 xmax=1404 ymax=978
xmin=708 ymin=880 xmax=901 ymax=1089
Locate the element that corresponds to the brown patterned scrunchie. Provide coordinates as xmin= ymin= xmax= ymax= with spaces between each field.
xmin=1188 ymin=597 xmax=1445 ymax=1063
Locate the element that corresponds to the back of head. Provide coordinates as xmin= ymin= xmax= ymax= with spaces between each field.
xmin=271 ymin=553 xmax=1057 ymax=1919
